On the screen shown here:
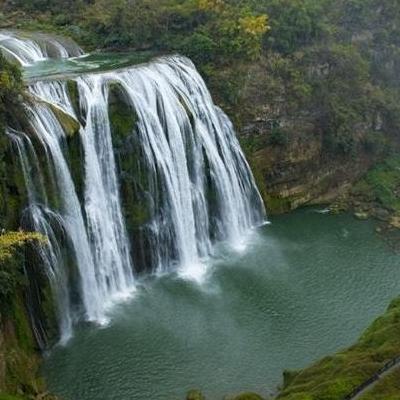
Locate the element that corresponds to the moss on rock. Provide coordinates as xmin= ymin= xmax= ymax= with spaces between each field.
xmin=108 ymin=82 xmax=159 ymax=271
xmin=108 ymin=82 xmax=138 ymax=140
xmin=66 ymin=80 xmax=80 ymax=119
xmin=233 ymin=393 xmax=265 ymax=400
xmin=264 ymin=194 xmax=292 ymax=215
xmin=277 ymin=296 xmax=400 ymax=399
xmin=65 ymin=127 xmax=85 ymax=202
xmin=0 ymin=234 xmax=56 ymax=399
xmin=0 ymin=134 xmax=27 ymax=230
xmin=49 ymin=104 xmax=80 ymax=138
xmin=186 ymin=390 xmax=205 ymax=400
xmin=352 ymin=155 xmax=400 ymax=213
xmin=0 ymin=394 xmax=25 ymax=400
xmin=282 ymin=370 xmax=300 ymax=388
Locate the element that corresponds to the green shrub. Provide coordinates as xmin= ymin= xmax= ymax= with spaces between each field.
xmin=180 ymin=33 xmax=218 ymax=64
xmin=0 ymin=231 xmax=46 ymax=305
xmin=0 ymin=54 xmax=23 ymax=131
xmin=268 ymin=128 xmax=289 ymax=146
xmin=353 ymin=156 xmax=400 ymax=211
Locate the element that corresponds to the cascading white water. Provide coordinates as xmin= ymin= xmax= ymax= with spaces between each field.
xmin=76 ymin=77 xmax=134 ymax=296
xmin=32 ymin=58 xmax=265 ymax=280
xmin=7 ymin=129 xmax=73 ymax=343
xmin=19 ymin=94 xmax=135 ymax=330
xmin=107 ymin=57 xmax=266 ymax=278
xmin=0 ymin=30 xmax=83 ymax=66
xmin=30 ymin=80 xmax=135 ymax=309
xmin=3 ymin=32 xmax=265 ymax=340
xmin=8 ymin=98 xmax=135 ymax=343
xmin=25 ymin=103 xmax=111 ymax=323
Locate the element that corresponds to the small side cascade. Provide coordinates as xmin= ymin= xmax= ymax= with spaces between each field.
xmin=7 ymin=128 xmax=74 ymax=343
xmin=0 ymin=30 xmax=83 ymax=66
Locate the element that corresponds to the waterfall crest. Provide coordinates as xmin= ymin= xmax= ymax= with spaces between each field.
xmin=4 ymin=35 xmax=265 ymax=340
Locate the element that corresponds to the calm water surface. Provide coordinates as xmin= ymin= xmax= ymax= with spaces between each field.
xmin=24 ymin=51 xmax=159 ymax=81
xmin=44 ymin=210 xmax=400 ymax=400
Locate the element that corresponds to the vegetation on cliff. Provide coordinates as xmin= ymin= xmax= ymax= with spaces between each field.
xmin=278 ymin=297 xmax=400 ymax=399
xmin=2 ymin=0 xmax=269 ymax=64
xmin=0 ymin=53 xmax=26 ymax=230
xmin=236 ymin=0 xmax=400 ymax=212
xmin=186 ymin=391 xmax=266 ymax=400
xmin=5 ymin=0 xmax=396 ymax=214
xmin=327 ymin=154 xmax=400 ymax=248
xmin=0 ymin=231 xmax=52 ymax=400
xmin=3 ymin=1 xmax=400 ymax=158
xmin=1 ymin=2 xmax=400 ymax=399
xmin=0 ymin=53 xmax=22 ymax=131
xmin=352 ymin=156 xmax=400 ymax=215
xmin=0 ymin=231 xmax=45 ymax=304
xmin=0 ymin=231 xmax=45 ymax=262
xmin=0 ymin=53 xmax=54 ymax=400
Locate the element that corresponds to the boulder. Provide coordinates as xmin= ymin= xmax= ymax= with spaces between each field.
xmin=187 ymin=390 xmax=205 ymax=400
xmin=354 ymin=212 xmax=369 ymax=220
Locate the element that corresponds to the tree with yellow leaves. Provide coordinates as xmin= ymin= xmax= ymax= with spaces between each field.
xmin=195 ymin=0 xmax=269 ymax=61
xmin=0 ymin=231 xmax=46 ymax=303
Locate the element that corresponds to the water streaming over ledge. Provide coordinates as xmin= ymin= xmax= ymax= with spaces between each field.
xmin=0 ymin=30 xmax=83 ymax=66
xmin=3 ymin=32 xmax=265 ymax=341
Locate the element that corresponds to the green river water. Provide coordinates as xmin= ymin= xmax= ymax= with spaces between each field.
xmin=24 ymin=51 xmax=157 ymax=80
xmin=43 ymin=209 xmax=400 ymax=400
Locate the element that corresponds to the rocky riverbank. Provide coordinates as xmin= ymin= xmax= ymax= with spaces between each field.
xmin=329 ymin=156 xmax=400 ymax=250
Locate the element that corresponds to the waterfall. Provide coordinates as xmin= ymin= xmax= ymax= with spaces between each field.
xmin=0 ymin=30 xmax=83 ymax=66
xmin=107 ymin=57 xmax=266 ymax=277
xmin=7 ymin=129 xmax=74 ymax=343
xmin=3 ymin=34 xmax=265 ymax=341
xmin=31 ymin=58 xmax=265 ymax=278
xmin=22 ymin=97 xmax=134 ymax=327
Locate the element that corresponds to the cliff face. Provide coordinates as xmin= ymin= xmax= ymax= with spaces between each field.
xmin=0 ymin=102 xmax=61 ymax=399
xmin=245 ymin=129 xmax=377 ymax=214
xmin=0 ymin=296 xmax=41 ymax=397
xmin=219 ymin=52 xmax=398 ymax=214
xmin=0 ymin=246 xmax=54 ymax=400
xmin=240 ymin=111 xmax=386 ymax=214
